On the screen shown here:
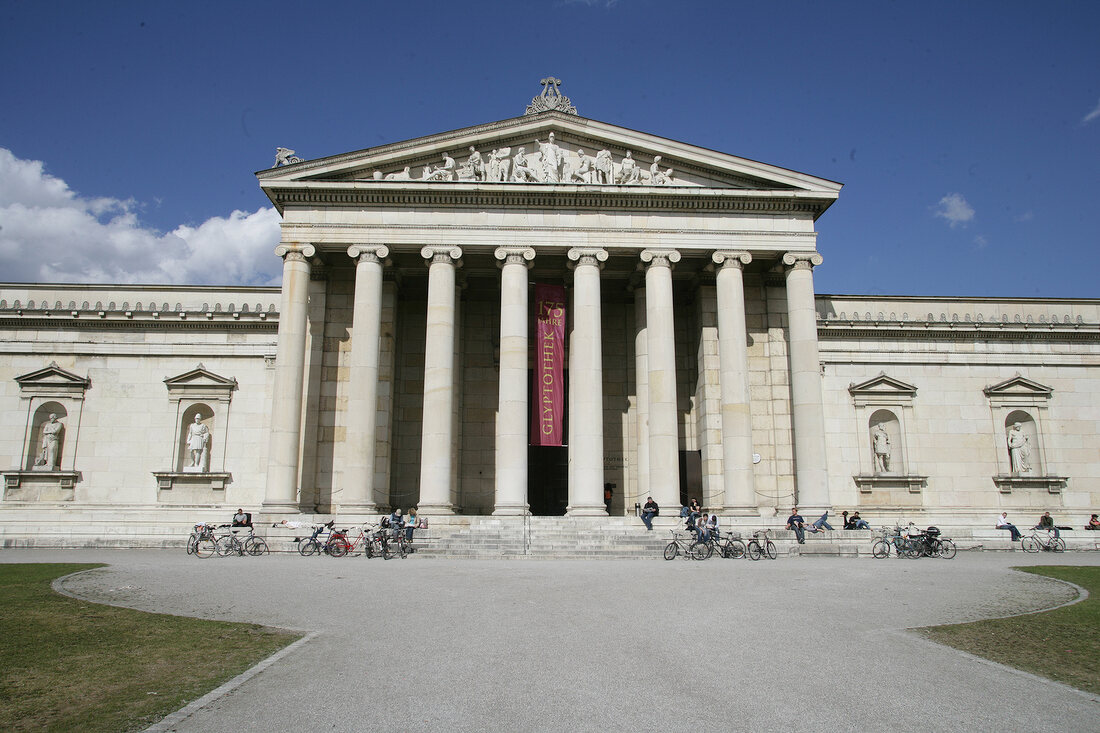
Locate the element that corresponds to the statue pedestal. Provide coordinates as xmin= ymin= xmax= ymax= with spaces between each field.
xmin=2 ymin=471 xmax=80 ymax=501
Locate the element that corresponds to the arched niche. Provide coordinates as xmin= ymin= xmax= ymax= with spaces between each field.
xmin=178 ymin=403 xmax=214 ymax=472
xmin=868 ymin=409 xmax=901 ymax=475
xmin=1004 ymin=410 xmax=1039 ymax=475
xmin=27 ymin=402 xmax=68 ymax=471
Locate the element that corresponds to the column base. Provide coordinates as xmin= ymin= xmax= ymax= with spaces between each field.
xmin=722 ymin=505 xmax=763 ymax=517
xmin=417 ymin=502 xmax=455 ymax=516
xmin=261 ymin=500 xmax=302 ymax=513
xmin=337 ymin=502 xmax=379 ymax=514
xmin=492 ymin=503 xmax=530 ymax=516
xmin=566 ymin=504 xmax=608 ymax=517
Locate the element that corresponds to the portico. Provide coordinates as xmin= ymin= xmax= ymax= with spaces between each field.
xmin=256 ymin=104 xmax=841 ymax=518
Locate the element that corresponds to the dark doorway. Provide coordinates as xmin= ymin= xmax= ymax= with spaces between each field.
xmin=679 ymin=450 xmax=702 ymax=508
xmin=529 ymin=445 xmax=568 ymax=515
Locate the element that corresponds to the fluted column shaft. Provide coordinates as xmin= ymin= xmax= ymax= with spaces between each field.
xmin=264 ymin=243 xmax=316 ymax=511
xmin=783 ymin=252 xmax=830 ymax=510
xmin=342 ymin=245 xmax=389 ymax=512
xmin=494 ymin=246 xmax=535 ymax=515
xmin=566 ymin=248 xmax=608 ymax=515
xmin=418 ymin=246 xmax=462 ymax=514
xmin=713 ymin=251 xmax=756 ymax=512
xmin=641 ymin=249 xmax=681 ymax=510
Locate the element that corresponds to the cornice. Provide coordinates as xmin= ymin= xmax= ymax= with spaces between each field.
xmin=0 ymin=314 xmax=278 ymax=333
xmin=817 ymin=323 xmax=1098 ymax=343
xmin=265 ymin=184 xmax=834 ymax=216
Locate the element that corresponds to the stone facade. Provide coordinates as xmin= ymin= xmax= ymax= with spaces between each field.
xmin=1 ymin=109 xmax=1098 ymax=544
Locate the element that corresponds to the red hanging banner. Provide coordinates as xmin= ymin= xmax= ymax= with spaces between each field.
xmin=531 ymin=284 xmax=566 ymax=446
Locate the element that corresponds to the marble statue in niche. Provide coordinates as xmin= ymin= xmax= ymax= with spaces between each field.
xmin=33 ymin=413 xmax=63 ymax=470
xmin=1007 ymin=422 xmax=1032 ymax=474
xmin=871 ymin=423 xmax=892 ymax=474
xmin=186 ymin=413 xmax=211 ymax=473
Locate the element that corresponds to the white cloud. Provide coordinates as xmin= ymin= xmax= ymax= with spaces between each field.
xmin=0 ymin=148 xmax=281 ymax=286
xmin=973 ymin=234 xmax=988 ymax=249
xmin=1083 ymin=97 xmax=1100 ymax=125
xmin=933 ymin=192 xmax=975 ymax=228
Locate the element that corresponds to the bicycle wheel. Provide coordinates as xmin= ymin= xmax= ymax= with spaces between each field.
xmin=765 ymin=541 xmax=777 ymax=560
xmin=364 ymin=540 xmax=375 ymax=559
xmin=663 ymin=542 xmax=679 ymax=560
xmin=747 ymin=541 xmax=762 ymax=560
xmin=690 ymin=542 xmax=710 ymax=561
xmin=195 ymin=538 xmax=217 ymax=558
xmin=725 ymin=540 xmax=747 ymax=559
xmin=186 ymin=534 xmax=198 ymax=555
xmin=1020 ymin=536 xmax=1039 ymax=553
xmin=902 ymin=540 xmax=922 ymax=559
xmin=397 ymin=538 xmax=408 ymax=559
xmin=245 ymin=537 xmax=268 ymax=556
xmin=1052 ymin=537 xmax=1066 ymax=553
xmin=327 ymin=538 xmax=349 ymax=557
xmin=215 ymin=535 xmax=237 ymax=557
xmin=298 ymin=538 xmax=320 ymax=557
xmin=937 ymin=539 xmax=956 ymax=559
xmin=872 ymin=540 xmax=890 ymax=559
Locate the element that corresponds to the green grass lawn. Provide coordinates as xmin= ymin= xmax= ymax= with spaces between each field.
xmin=0 ymin=563 xmax=300 ymax=732
xmin=919 ymin=565 xmax=1100 ymax=695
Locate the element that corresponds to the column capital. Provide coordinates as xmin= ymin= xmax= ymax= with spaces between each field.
xmin=347 ymin=244 xmax=390 ymax=263
xmin=640 ymin=248 xmax=681 ymax=268
xmin=712 ymin=250 xmax=752 ymax=269
xmin=567 ymin=247 xmax=608 ymax=268
xmin=494 ymin=246 xmax=536 ymax=268
xmin=420 ymin=245 xmax=463 ymax=265
xmin=274 ymin=243 xmax=316 ymax=262
xmin=781 ymin=252 xmax=824 ymax=271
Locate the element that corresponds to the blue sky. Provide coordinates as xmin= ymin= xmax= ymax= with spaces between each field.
xmin=1 ymin=0 xmax=1097 ymax=297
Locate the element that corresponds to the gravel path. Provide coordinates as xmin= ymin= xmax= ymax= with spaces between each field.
xmin=7 ymin=549 xmax=1099 ymax=732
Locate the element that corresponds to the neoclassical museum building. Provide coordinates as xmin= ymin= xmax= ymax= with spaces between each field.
xmin=2 ymin=84 xmax=1098 ymax=544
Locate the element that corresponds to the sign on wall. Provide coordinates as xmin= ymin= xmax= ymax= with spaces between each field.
xmin=531 ymin=284 xmax=566 ymax=446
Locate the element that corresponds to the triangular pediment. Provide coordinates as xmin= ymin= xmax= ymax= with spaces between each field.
xmin=983 ymin=374 xmax=1052 ymax=397
xmin=848 ymin=373 xmax=918 ymax=397
xmin=164 ymin=364 xmax=237 ymax=401
xmin=258 ymin=112 xmax=841 ymax=212
xmin=16 ymin=362 xmax=90 ymax=393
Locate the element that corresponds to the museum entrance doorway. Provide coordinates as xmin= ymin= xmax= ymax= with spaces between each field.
xmin=528 ymin=445 xmax=568 ymax=515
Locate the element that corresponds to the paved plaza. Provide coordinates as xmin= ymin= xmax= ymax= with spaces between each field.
xmin=6 ymin=549 xmax=1099 ymax=732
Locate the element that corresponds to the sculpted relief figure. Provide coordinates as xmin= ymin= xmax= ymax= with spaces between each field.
xmin=570 ymin=149 xmax=594 ymax=183
xmin=511 ymin=147 xmax=540 ymax=182
xmin=187 ymin=413 xmax=211 ymax=472
xmin=422 ymin=152 xmax=456 ymax=181
xmin=616 ymin=150 xmax=641 ymax=184
xmin=34 ymin=413 xmax=63 ymax=470
xmin=536 ymin=132 xmax=564 ymax=183
xmin=486 ymin=148 xmax=511 ymax=182
xmin=385 ymin=166 xmax=412 ymax=181
xmin=1007 ymin=422 xmax=1032 ymax=474
xmin=593 ymin=149 xmax=614 ymax=184
xmin=871 ymin=423 xmax=892 ymax=474
xmin=458 ymin=146 xmax=486 ymax=181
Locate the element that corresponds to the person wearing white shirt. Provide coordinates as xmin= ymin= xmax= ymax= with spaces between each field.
xmin=995 ymin=511 xmax=1021 ymax=541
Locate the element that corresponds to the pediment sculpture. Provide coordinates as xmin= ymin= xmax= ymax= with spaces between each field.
xmin=377 ymin=133 xmax=678 ymax=187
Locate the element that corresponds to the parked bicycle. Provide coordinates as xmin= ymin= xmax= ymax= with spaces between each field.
xmin=663 ymin=530 xmax=707 ymax=560
xmin=187 ymin=522 xmax=218 ymax=558
xmin=695 ymin=530 xmax=747 ymax=559
xmin=298 ymin=521 xmax=336 ymax=556
xmin=906 ymin=524 xmax=956 ymax=559
xmin=746 ymin=529 xmax=777 ymax=560
xmin=1021 ymin=528 xmax=1065 ymax=553
xmin=872 ymin=525 xmax=920 ymax=559
xmin=215 ymin=525 xmax=269 ymax=557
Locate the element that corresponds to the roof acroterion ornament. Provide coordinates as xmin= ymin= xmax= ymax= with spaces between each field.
xmin=525 ymin=77 xmax=578 ymax=116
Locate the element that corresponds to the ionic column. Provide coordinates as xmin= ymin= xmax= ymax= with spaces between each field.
xmin=566 ymin=247 xmax=608 ymax=515
xmin=782 ymin=252 xmax=829 ymax=510
xmin=342 ymin=244 xmax=389 ymax=513
xmin=713 ymin=250 xmax=756 ymax=512
xmin=640 ymin=249 xmax=682 ymax=511
xmin=418 ymin=246 xmax=462 ymax=515
xmin=263 ymin=242 xmax=316 ymax=511
xmin=494 ymin=246 xmax=535 ymax=515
